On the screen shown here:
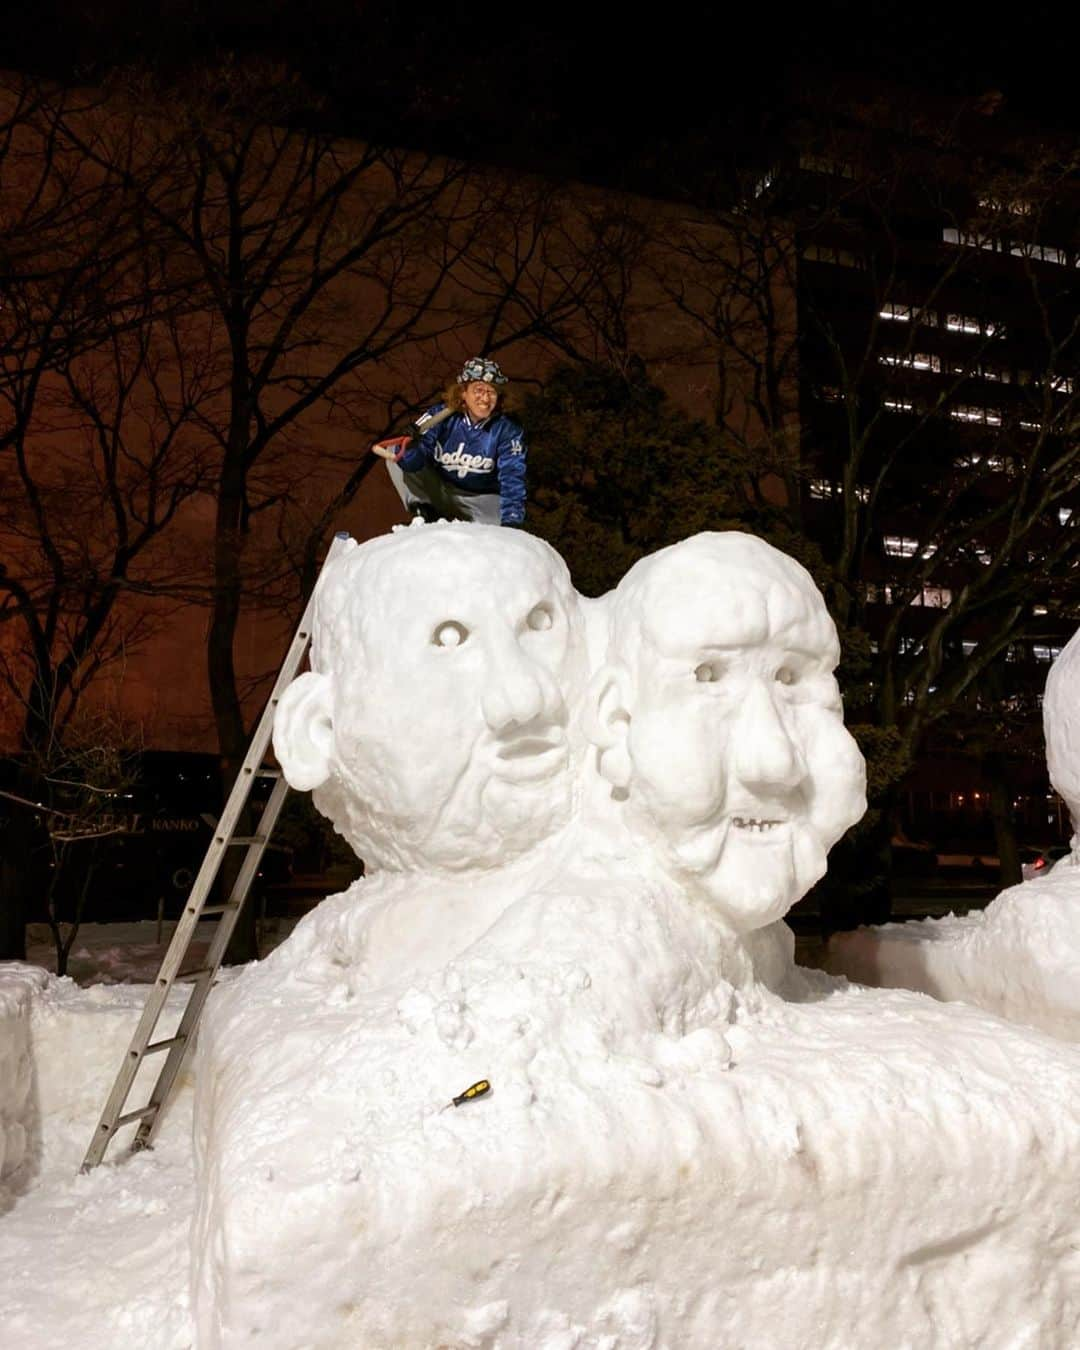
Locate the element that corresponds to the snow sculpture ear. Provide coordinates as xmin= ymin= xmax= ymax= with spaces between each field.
xmin=272 ymin=671 xmax=335 ymax=791
xmin=584 ymin=662 xmax=633 ymax=791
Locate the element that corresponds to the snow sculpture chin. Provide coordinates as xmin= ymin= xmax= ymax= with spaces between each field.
xmin=588 ymin=532 xmax=866 ymax=931
xmin=273 ymin=524 xmax=588 ymax=873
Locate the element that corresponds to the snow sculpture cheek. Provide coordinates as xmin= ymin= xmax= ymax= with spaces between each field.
xmin=272 ymin=524 xmax=588 ymax=872
xmin=590 ymin=532 xmax=867 ymax=932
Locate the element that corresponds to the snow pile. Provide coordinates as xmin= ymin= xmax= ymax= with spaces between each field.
xmin=824 ymin=867 xmax=1080 ymax=1041
xmin=826 ymin=623 xmax=1080 ymax=1042
xmin=190 ymin=526 xmax=1080 ymax=1348
xmin=0 ymin=963 xmax=195 ymax=1183
xmin=0 ymin=964 xmax=200 ymax=1349
xmin=0 ymin=964 xmax=48 ymax=1193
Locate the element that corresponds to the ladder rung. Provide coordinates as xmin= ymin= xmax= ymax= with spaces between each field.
xmin=227 ymin=835 xmax=266 ymax=846
xmin=145 ymin=1035 xmax=186 ymax=1055
xmin=178 ymin=967 xmax=214 ymax=982
xmin=254 ymin=767 xmax=281 ymax=779
xmin=196 ymin=902 xmax=239 ymax=916
xmin=114 ymin=1104 xmax=158 ymax=1129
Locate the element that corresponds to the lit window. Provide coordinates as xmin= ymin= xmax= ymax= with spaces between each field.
xmin=1059 ymin=508 xmax=1074 ymax=525
xmin=1019 ymin=418 xmax=1042 ymax=432
xmin=884 ymin=535 xmax=919 ymax=557
xmin=919 ymin=586 xmax=952 ymax=608
xmin=973 ymin=545 xmax=992 ymax=566
xmin=1033 ymin=606 xmax=1048 ymax=616
xmin=809 ymin=479 xmax=837 ymax=499
xmin=869 ymin=639 xmax=879 ymax=653
xmin=818 ymin=386 xmax=843 ymax=403
xmin=899 ymin=636 xmax=923 ymax=654
xmin=802 ymin=243 xmax=866 ymax=269
xmin=978 ymin=194 xmax=1032 ymax=217
xmin=884 ymin=397 xmax=914 ymax=413
xmin=1006 ymin=643 xmax=1023 ymax=662
xmin=955 ymin=453 xmax=982 ymax=469
xmin=985 ymin=455 xmax=1009 ymax=472
xmin=854 ymin=485 xmax=870 ymax=503
xmin=878 ymin=352 xmax=941 ymax=372
xmin=903 ymin=689 xmax=916 ymax=705
xmin=950 ymin=405 xmax=1002 ymax=426
xmin=945 ymin=225 xmax=1078 ymax=269
xmin=878 ymin=303 xmax=937 ymax=326
xmin=967 ymin=363 xmax=1011 ymax=383
xmin=1034 ymin=644 xmax=1063 ymax=663
xmin=752 ymin=166 xmax=779 ymax=198
xmin=799 ymin=153 xmax=856 ymax=179
xmin=1049 ymin=374 xmax=1075 ymax=395
xmin=1010 ymin=241 xmax=1071 ymax=266
xmin=961 ymin=640 xmax=977 ymax=655
xmin=921 ymin=542 xmax=938 ymax=559
xmin=945 ymin=313 xmax=1005 ymax=338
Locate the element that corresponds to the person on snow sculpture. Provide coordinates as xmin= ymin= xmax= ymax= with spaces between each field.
xmin=372 ymin=357 xmax=527 ymax=526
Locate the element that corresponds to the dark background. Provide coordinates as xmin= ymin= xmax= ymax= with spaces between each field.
xmin=5 ymin=1 xmax=1076 ymax=183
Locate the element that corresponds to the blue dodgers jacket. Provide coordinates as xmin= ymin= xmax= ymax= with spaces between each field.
xmin=397 ymin=403 xmax=527 ymax=524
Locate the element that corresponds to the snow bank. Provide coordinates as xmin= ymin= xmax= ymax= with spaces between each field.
xmin=0 ymin=962 xmax=196 ymax=1187
xmin=825 ymin=865 xmax=1080 ymax=1041
xmin=0 ymin=963 xmax=48 ymax=1194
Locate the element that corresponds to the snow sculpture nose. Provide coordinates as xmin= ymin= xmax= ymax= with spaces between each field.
xmin=732 ymin=678 xmax=807 ymax=791
xmin=480 ymin=634 xmax=561 ymax=733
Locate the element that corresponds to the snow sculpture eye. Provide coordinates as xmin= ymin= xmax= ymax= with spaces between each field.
xmin=432 ymin=620 xmax=469 ymax=648
xmin=694 ymin=661 xmax=722 ymax=683
xmin=775 ymin=666 xmax=798 ymax=686
xmin=526 ymin=604 xmax=554 ymax=632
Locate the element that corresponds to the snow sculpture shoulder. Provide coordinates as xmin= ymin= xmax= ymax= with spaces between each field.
xmin=586 ymin=532 xmax=867 ymax=930
xmin=273 ymin=522 xmax=588 ymax=872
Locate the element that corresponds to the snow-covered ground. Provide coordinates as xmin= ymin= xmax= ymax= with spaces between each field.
xmin=5 ymin=907 xmax=1080 ymax=1350
xmin=0 ymin=921 xmax=299 ymax=1350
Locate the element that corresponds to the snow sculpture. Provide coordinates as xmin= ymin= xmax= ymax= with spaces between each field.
xmin=826 ymin=623 xmax=1080 ymax=1040
xmin=273 ymin=525 xmax=589 ymax=872
xmin=190 ymin=524 xmax=1080 ymax=1349
xmin=1043 ymin=623 xmax=1080 ymax=849
xmin=587 ymin=532 xmax=866 ymax=931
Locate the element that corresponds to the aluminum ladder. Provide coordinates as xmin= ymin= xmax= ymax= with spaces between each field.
xmin=81 ymin=531 xmax=352 ymax=1170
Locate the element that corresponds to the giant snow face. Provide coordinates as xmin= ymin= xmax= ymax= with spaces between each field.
xmin=273 ymin=523 xmax=588 ymax=871
xmin=274 ymin=525 xmax=866 ymax=924
xmin=589 ymin=533 xmax=867 ymax=930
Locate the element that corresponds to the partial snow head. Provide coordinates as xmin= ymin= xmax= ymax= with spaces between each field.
xmin=273 ymin=523 xmax=588 ymax=871
xmin=1044 ymin=626 xmax=1080 ymax=842
xmin=588 ymin=532 xmax=866 ymax=931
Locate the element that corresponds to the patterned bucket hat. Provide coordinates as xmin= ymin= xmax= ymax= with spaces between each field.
xmin=457 ymin=356 xmax=508 ymax=386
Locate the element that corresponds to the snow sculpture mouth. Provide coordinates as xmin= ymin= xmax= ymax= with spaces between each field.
xmin=731 ymin=816 xmax=786 ymax=833
xmin=492 ymin=727 xmax=568 ymax=782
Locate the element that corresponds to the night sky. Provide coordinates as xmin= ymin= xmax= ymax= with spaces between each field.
xmin=4 ymin=1 xmax=1076 ymax=184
